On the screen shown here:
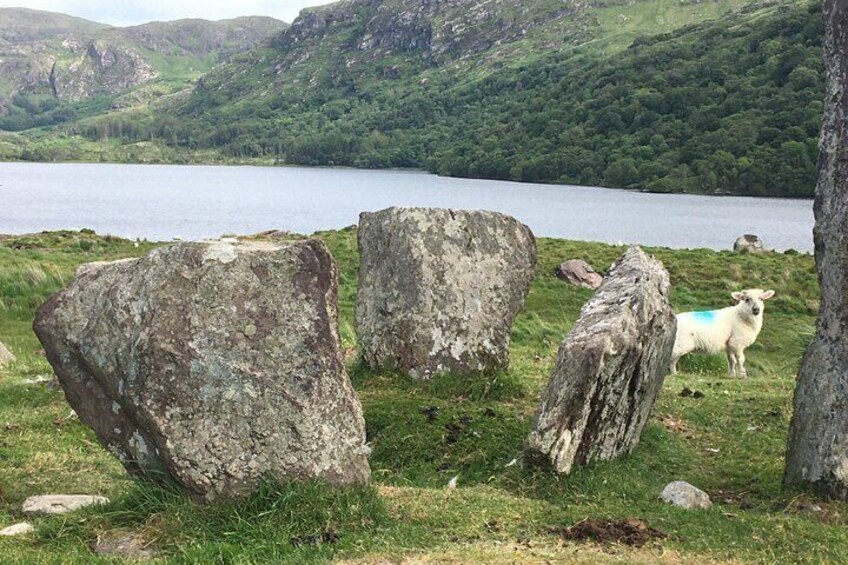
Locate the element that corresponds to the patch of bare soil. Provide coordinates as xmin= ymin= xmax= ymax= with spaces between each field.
xmin=549 ymin=518 xmax=666 ymax=548
xmin=92 ymin=531 xmax=158 ymax=561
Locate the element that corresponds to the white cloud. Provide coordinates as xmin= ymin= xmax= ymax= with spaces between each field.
xmin=0 ymin=0 xmax=336 ymax=25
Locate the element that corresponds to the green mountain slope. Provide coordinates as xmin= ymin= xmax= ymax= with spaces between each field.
xmin=0 ymin=8 xmax=286 ymax=130
xmin=0 ymin=1 xmax=823 ymax=198
xmin=139 ymin=0 xmax=818 ymax=197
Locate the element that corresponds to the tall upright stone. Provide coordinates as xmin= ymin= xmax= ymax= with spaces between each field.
xmin=525 ymin=247 xmax=676 ymax=474
xmin=785 ymin=0 xmax=848 ymax=499
xmin=356 ymin=207 xmax=536 ymax=379
xmin=34 ymin=239 xmax=370 ymax=500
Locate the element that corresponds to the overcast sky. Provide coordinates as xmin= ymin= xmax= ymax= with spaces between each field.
xmin=0 ymin=0 xmax=336 ymax=25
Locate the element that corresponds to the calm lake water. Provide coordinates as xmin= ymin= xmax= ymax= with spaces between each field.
xmin=0 ymin=162 xmax=814 ymax=251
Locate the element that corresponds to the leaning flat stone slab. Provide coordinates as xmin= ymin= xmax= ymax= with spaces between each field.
xmin=0 ymin=522 xmax=35 ymax=536
xmin=22 ymin=495 xmax=108 ymax=515
xmin=356 ymin=207 xmax=536 ymax=378
xmin=660 ymin=481 xmax=713 ymax=510
xmin=525 ymin=247 xmax=676 ymax=474
xmin=34 ymin=238 xmax=370 ymax=501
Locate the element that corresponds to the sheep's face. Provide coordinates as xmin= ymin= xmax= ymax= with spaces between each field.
xmin=731 ymin=288 xmax=775 ymax=318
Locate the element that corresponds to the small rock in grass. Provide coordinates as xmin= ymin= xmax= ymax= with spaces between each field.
xmin=733 ymin=234 xmax=765 ymax=254
xmin=22 ymin=375 xmax=51 ymax=385
xmin=22 ymin=494 xmax=109 ymax=515
xmin=660 ymin=481 xmax=712 ymax=510
xmin=0 ymin=522 xmax=34 ymax=536
xmin=554 ymin=259 xmax=603 ymax=289
xmin=0 ymin=341 xmax=14 ymax=367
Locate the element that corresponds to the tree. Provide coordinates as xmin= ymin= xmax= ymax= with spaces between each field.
xmin=784 ymin=0 xmax=848 ymax=499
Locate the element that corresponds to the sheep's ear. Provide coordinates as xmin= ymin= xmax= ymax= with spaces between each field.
xmin=731 ymin=292 xmax=744 ymax=301
xmin=761 ymin=290 xmax=775 ymax=300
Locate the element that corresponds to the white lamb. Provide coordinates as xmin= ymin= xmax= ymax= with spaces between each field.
xmin=670 ymin=288 xmax=775 ymax=378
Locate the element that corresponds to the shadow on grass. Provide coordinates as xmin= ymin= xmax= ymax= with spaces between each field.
xmin=36 ymin=478 xmax=387 ymax=562
xmin=348 ymin=362 xmax=528 ymax=402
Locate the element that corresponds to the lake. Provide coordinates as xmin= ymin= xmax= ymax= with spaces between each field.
xmin=0 ymin=162 xmax=814 ymax=251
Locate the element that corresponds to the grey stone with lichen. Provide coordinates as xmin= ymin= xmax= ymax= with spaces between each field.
xmin=733 ymin=234 xmax=765 ymax=254
xmin=660 ymin=481 xmax=712 ymax=510
xmin=525 ymin=247 xmax=676 ymax=474
xmin=355 ymin=207 xmax=536 ymax=379
xmin=34 ymin=238 xmax=370 ymax=501
xmin=22 ymin=494 xmax=109 ymax=515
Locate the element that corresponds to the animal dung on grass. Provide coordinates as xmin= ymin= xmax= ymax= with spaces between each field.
xmin=356 ymin=207 xmax=536 ymax=378
xmin=524 ymin=247 xmax=676 ymax=474
xmin=33 ymin=238 xmax=371 ymax=500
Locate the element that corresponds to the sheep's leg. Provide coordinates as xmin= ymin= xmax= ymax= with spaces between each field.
xmin=726 ymin=349 xmax=737 ymax=377
xmin=670 ymin=355 xmax=679 ymax=375
xmin=737 ymin=350 xmax=747 ymax=378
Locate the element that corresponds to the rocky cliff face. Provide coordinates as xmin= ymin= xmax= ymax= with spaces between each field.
xmin=49 ymin=40 xmax=157 ymax=101
xmin=274 ymin=0 xmax=582 ymax=70
xmin=191 ymin=0 xmax=591 ymax=112
xmin=0 ymin=8 xmax=285 ymax=107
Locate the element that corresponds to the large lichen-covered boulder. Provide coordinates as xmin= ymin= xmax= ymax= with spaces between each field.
xmin=525 ymin=247 xmax=676 ymax=474
xmin=785 ymin=0 xmax=848 ymax=500
xmin=356 ymin=207 xmax=536 ymax=379
xmin=34 ymin=239 xmax=370 ymax=500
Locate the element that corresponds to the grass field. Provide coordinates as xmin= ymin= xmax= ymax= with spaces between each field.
xmin=0 ymin=228 xmax=844 ymax=563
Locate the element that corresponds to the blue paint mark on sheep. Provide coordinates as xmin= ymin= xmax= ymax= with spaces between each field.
xmin=690 ymin=310 xmax=716 ymax=323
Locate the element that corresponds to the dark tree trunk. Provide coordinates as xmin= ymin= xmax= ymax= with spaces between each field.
xmin=784 ymin=0 xmax=848 ymax=499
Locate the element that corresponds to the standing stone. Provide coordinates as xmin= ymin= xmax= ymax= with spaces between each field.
xmin=525 ymin=247 xmax=676 ymax=474
xmin=785 ymin=0 xmax=848 ymax=499
xmin=733 ymin=234 xmax=765 ymax=254
xmin=356 ymin=207 xmax=536 ymax=379
xmin=554 ymin=259 xmax=603 ymax=289
xmin=34 ymin=239 xmax=370 ymax=500
xmin=0 ymin=341 xmax=14 ymax=367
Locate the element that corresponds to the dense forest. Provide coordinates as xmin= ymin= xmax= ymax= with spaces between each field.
xmin=139 ymin=2 xmax=822 ymax=197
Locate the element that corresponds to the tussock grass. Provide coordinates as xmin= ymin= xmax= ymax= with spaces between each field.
xmin=1 ymin=229 xmax=843 ymax=564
